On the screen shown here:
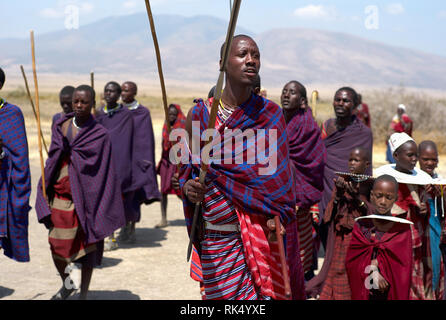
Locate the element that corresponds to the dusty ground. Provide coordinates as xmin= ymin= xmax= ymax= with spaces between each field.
xmin=0 ymin=117 xmax=201 ymax=300
xmin=1 ymin=114 xmax=445 ymax=300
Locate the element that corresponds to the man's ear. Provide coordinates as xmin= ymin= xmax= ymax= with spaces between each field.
xmin=219 ymin=59 xmax=223 ymax=70
xmin=254 ymin=87 xmax=261 ymax=95
xmin=300 ymin=97 xmax=307 ymax=109
xmin=366 ymin=160 xmax=371 ymax=169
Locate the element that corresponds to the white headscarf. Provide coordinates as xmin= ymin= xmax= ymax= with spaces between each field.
xmin=388 ymin=132 xmax=414 ymax=154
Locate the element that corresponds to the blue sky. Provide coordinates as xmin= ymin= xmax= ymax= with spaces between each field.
xmin=2 ymin=0 xmax=446 ymax=57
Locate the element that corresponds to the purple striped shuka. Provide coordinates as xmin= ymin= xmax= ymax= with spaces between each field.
xmin=35 ymin=114 xmax=126 ymax=244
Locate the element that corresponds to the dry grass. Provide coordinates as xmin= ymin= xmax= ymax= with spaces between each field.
xmin=3 ymin=85 xmax=446 ymax=156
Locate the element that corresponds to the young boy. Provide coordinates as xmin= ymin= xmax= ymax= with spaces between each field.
xmin=375 ymin=132 xmax=438 ymax=300
xmin=346 ymin=175 xmax=413 ymax=300
xmin=52 ymin=86 xmax=75 ymax=128
xmin=96 ymin=82 xmax=134 ymax=250
xmin=120 ymin=81 xmax=161 ymax=240
xmin=306 ymin=147 xmax=372 ymax=300
xmin=35 ymin=85 xmax=126 ymax=299
xmin=419 ymin=140 xmax=445 ymax=298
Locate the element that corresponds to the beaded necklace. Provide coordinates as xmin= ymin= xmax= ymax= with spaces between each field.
xmin=0 ymin=97 xmax=5 ymax=110
xmin=218 ymin=99 xmax=235 ymax=123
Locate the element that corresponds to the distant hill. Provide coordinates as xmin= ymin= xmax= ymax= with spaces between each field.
xmin=1 ymin=13 xmax=446 ymax=90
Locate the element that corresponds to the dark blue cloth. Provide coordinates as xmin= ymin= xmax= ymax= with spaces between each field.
xmin=0 ymin=103 xmax=31 ymax=262
xmin=429 ymin=199 xmax=442 ymax=291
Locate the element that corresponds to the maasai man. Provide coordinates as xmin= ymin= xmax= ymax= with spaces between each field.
xmin=52 ymin=86 xmax=75 ymax=128
xmin=156 ymin=104 xmax=186 ymax=228
xmin=281 ymin=80 xmax=326 ymax=280
xmin=35 ymin=85 xmax=126 ymax=300
xmin=95 ymin=82 xmax=134 ymax=250
xmin=307 ymin=147 xmax=372 ymax=299
xmin=179 ymin=35 xmax=305 ymax=300
xmin=0 ymin=66 xmax=31 ymax=262
xmin=353 ymin=94 xmax=371 ymax=128
xmin=120 ymin=81 xmax=161 ymax=238
xmin=375 ymin=132 xmax=442 ymax=300
xmin=345 ymin=175 xmax=413 ymax=300
xmin=318 ymin=87 xmax=373 ymax=247
xmin=419 ymin=140 xmax=445 ymax=298
xmin=386 ymin=104 xmax=413 ymax=163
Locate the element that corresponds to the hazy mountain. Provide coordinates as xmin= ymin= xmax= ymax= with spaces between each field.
xmin=1 ymin=13 xmax=445 ymax=89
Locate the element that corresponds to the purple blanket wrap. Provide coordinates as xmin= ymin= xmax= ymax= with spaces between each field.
xmin=35 ymin=113 xmax=125 ymax=244
xmin=286 ymin=107 xmax=326 ymax=209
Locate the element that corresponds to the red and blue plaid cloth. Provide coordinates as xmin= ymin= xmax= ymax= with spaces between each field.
xmin=180 ymin=94 xmax=304 ymax=299
xmin=0 ymin=102 xmax=31 ymax=262
xmin=179 ymin=94 xmax=296 ymax=234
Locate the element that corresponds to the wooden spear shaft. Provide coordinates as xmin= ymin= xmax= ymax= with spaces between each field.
xmin=30 ymin=31 xmax=46 ymax=200
xmin=312 ymin=90 xmax=318 ymax=120
xmin=185 ymin=0 xmax=242 ymax=263
xmin=90 ymin=71 xmax=96 ymax=116
xmin=20 ymin=65 xmax=48 ymax=155
xmin=144 ymin=0 xmax=171 ymax=135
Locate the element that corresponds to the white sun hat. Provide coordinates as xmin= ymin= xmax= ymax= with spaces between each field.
xmin=398 ymin=104 xmax=406 ymax=111
xmin=388 ymin=132 xmax=414 ymax=154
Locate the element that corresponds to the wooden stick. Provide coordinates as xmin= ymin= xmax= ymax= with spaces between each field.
xmin=311 ymin=90 xmax=318 ymax=120
xmin=186 ymin=0 xmax=242 ymax=263
xmin=275 ymin=215 xmax=291 ymax=299
xmin=90 ymin=71 xmax=96 ymax=116
xmin=144 ymin=0 xmax=171 ymax=135
xmin=20 ymin=65 xmax=49 ymax=155
xmin=30 ymin=31 xmax=47 ymax=200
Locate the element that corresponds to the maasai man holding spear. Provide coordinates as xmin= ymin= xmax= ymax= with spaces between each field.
xmin=179 ymin=34 xmax=304 ymax=300
xmin=0 ymin=66 xmax=32 ymax=263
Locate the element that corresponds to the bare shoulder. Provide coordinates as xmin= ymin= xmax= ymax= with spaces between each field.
xmin=61 ymin=118 xmax=71 ymax=137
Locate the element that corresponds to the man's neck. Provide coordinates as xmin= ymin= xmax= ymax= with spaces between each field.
xmin=336 ymin=115 xmax=353 ymax=129
xmin=221 ymin=81 xmax=252 ymax=107
xmin=283 ymin=108 xmax=300 ymax=124
xmin=123 ymin=100 xmax=138 ymax=110
xmin=74 ymin=115 xmax=90 ymax=128
xmin=106 ymin=102 xmax=119 ymax=109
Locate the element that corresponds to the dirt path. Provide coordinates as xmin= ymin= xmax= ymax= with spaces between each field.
xmin=0 ymin=160 xmax=201 ymax=300
xmin=0 ymin=118 xmax=201 ymax=300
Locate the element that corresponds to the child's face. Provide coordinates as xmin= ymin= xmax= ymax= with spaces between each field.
xmin=394 ymin=141 xmax=418 ymax=173
xmin=348 ymin=149 xmax=369 ymax=174
xmin=419 ymin=147 xmax=438 ymax=177
xmin=370 ymin=181 xmax=398 ymax=215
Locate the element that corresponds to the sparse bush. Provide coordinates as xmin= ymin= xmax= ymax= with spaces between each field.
xmin=365 ymin=87 xmax=446 ymax=152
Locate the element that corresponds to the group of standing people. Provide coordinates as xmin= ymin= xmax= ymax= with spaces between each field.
xmin=1 ymin=33 xmax=444 ymax=301
xmin=0 ymin=66 xmax=187 ymax=299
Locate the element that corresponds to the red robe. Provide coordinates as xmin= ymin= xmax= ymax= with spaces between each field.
xmin=346 ymin=218 xmax=413 ymax=300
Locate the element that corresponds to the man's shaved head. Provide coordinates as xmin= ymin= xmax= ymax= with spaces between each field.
xmin=373 ymin=175 xmax=399 ymax=193
xmin=122 ymin=81 xmax=137 ymax=95
xmin=75 ymin=84 xmax=95 ymax=102
xmin=286 ymin=80 xmax=307 ymax=102
xmin=105 ymin=81 xmax=122 ymax=94
xmin=419 ymin=140 xmax=438 ymax=154
xmin=220 ymin=34 xmax=256 ymax=59
xmin=60 ymin=85 xmax=75 ymax=97
xmin=351 ymin=146 xmax=371 ymax=162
